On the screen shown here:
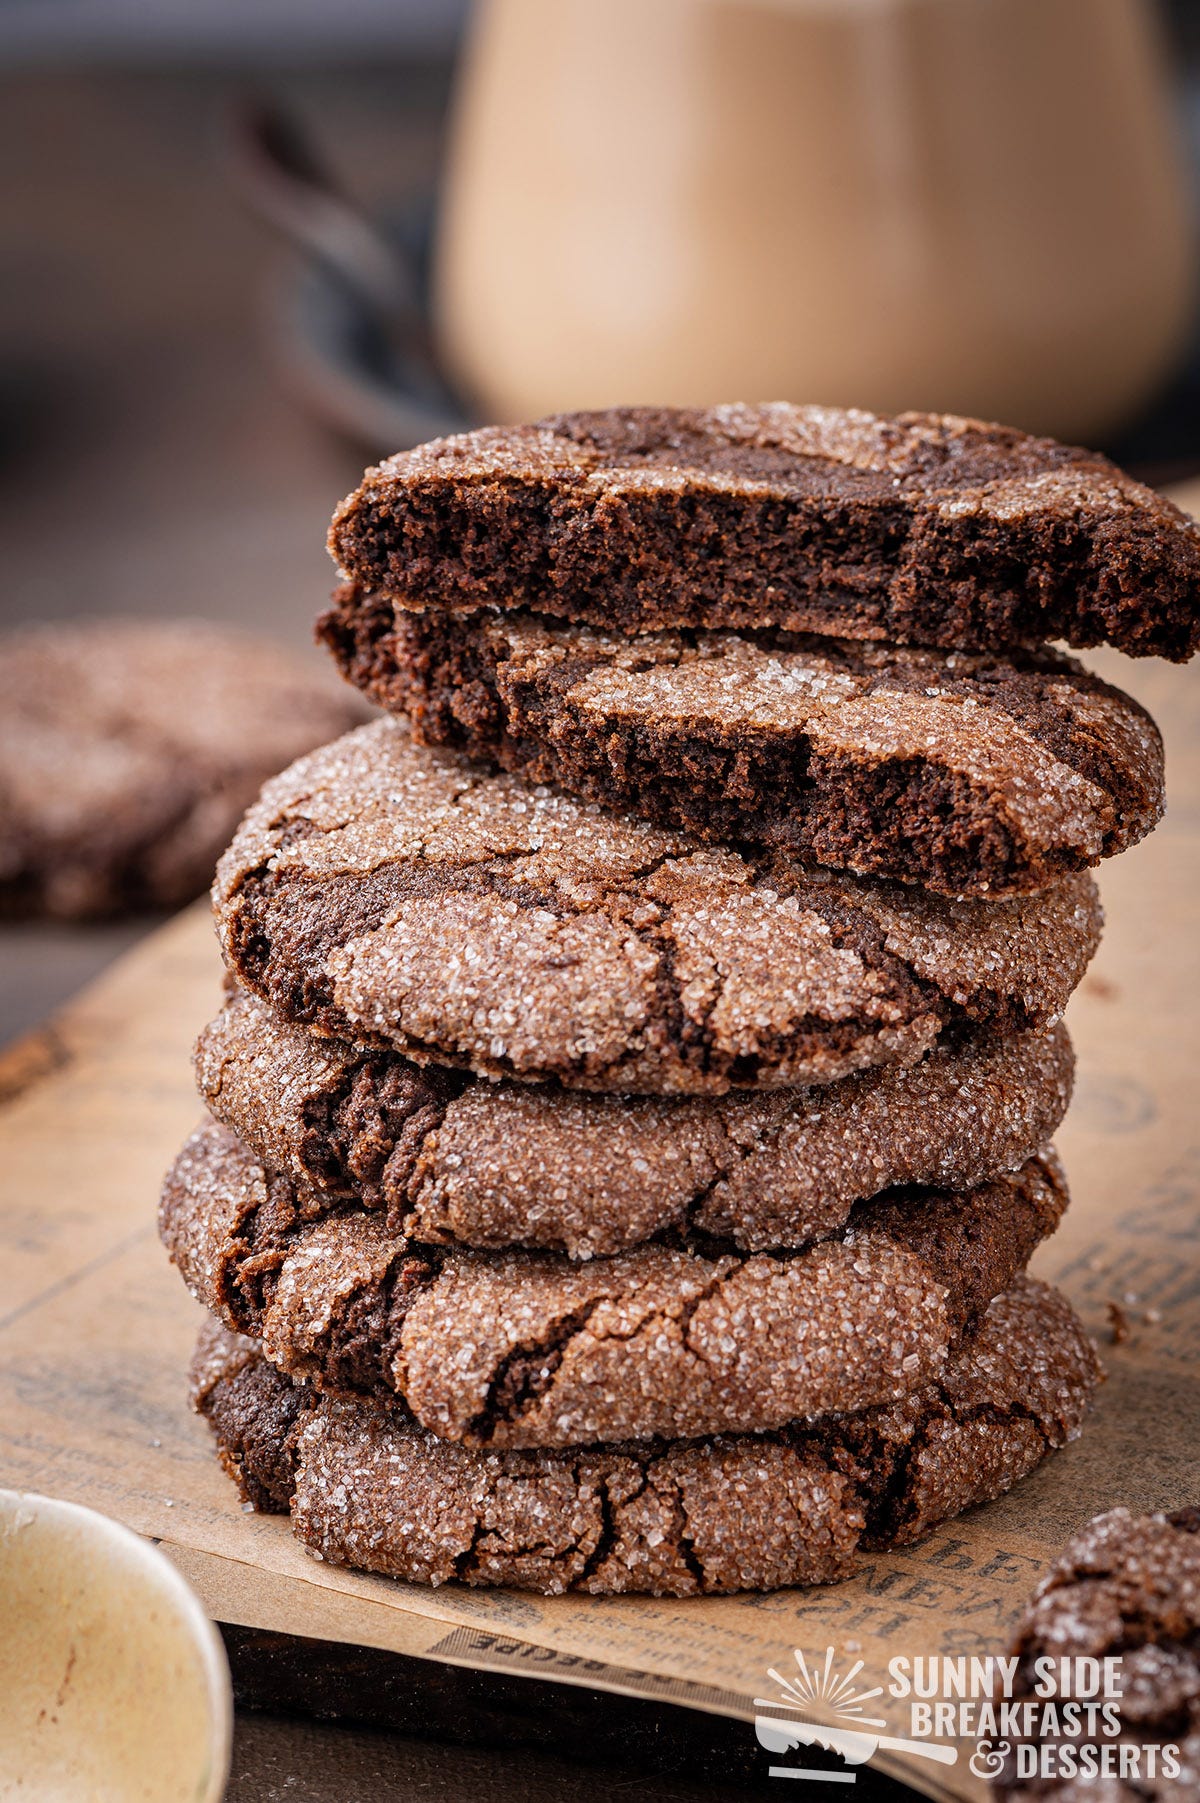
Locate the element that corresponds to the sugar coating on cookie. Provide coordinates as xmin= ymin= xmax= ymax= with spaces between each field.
xmin=190 ymin=1278 xmax=1101 ymax=1595
xmin=196 ymin=989 xmax=1074 ymax=1257
xmin=213 ymin=720 xmax=1102 ymax=1095
xmin=161 ymin=1116 xmax=1068 ymax=1446
xmin=995 ymin=1506 xmax=1200 ymax=1798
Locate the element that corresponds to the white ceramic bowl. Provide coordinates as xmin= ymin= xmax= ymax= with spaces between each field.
xmin=0 ymin=1489 xmax=231 ymax=1801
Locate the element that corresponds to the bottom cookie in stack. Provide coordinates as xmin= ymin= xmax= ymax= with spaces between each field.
xmin=191 ymin=1279 xmax=1099 ymax=1598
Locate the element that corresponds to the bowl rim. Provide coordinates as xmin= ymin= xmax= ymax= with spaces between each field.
xmin=0 ymin=1486 xmax=232 ymax=1803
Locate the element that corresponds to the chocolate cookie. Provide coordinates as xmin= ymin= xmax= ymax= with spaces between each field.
xmin=196 ymin=990 xmax=1074 ymax=1258
xmin=161 ymin=1117 xmax=1067 ymax=1446
xmin=319 ymin=598 xmax=1164 ymax=897
xmin=0 ymin=618 xmax=368 ymax=918
xmin=995 ymin=1506 xmax=1200 ymax=1799
xmin=214 ymin=721 xmax=1102 ymax=1095
xmin=191 ymin=1278 xmax=1101 ymax=1595
xmin=326 ymin=406 xmax=1200 ymax=660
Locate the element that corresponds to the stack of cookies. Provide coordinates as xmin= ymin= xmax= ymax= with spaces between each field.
xmin=162 ymin=405 xmax=1197 ymax=1598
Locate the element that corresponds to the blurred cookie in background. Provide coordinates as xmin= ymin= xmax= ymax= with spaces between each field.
xmin=0 ymin=618 xmax=370 ymax=919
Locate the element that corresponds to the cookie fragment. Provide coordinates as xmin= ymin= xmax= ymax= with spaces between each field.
xmin=319 ymin=598 xmax=1163 ymax=897
xmin=996 ymin=1506 xmax=1200 ymax=1799
xmin=196 ymin=989 xmax=1074 ymax=1258
xmin=0 ymin=618 xmax=367 ymax=918
xmin=214 ymin=721 xmax=1102 ymax=1095
xmin=190 ymin=1278 xmax=1101 ymax=1596
xmin=161 ymin=1116 xmax=1067 ymax=1446
xmin=326 ymin=405 xmax=1200 ymax=660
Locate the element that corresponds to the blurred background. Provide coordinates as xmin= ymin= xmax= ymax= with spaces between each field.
xmin=4 ymin=0 xmax=1200 ymax=1044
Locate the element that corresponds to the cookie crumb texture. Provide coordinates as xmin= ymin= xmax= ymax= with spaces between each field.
xmin=161 ymin=1117 xmax=1067 ymax=1446
xmin=0 ymin=618 xmax=367 ymax=918
xmin=195 ymin=990 xmax=1073 ymax=1257
xmin=319 ymin=597 xmax=1163 ymax=898
xmin=996 ymin=1506 xmax=1200 ymax=1799
xmin=214 ymin=722 xmax=1102 ymax=1095
xmin=190 ymin=1279 xmax=1100 ymax=1596
xmin=327 ymin=405 xmax=1200 ymax=660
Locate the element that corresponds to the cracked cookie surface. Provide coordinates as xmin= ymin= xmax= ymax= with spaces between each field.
xmin=161 ymin=1116 xmax=1067 ymax=1446
xmin=190 ymin=1278 xmax=1101 ymax=1595
xmin=213 ymin=721 xmax=1102 ymax=1095
xmin=996 ymin=1506 xmax=1200 ymax=1799
xmin=196 ymin=989 xmax=1074 ymax=1258
xmin=326 ymin=404 xmax=1200 ymax=660
xmin=319 ymin=598 xmax=1163 ymax=898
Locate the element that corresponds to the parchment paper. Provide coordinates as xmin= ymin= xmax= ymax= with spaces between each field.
xmin=1 ymin=644 xmax=1197 ymax=1802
